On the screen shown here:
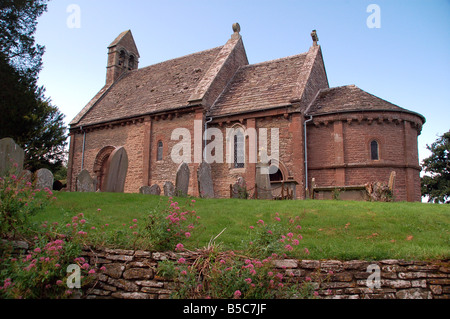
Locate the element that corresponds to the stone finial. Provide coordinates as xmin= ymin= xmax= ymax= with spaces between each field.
xmin=311 ymin=30 xmax=319 ymax=46
xmin=232 ymin=23 xmax=241 ymax=34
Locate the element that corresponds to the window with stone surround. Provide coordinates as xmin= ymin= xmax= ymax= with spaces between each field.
xmin=370 ymin=140 xmax=379 ymax=160
xmin=234 ymin=131 xmax=245 ymax=168
xmin=157 ymin=140 xmax=163 ymax=161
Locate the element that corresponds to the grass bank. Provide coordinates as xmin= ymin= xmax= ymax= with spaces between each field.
xmin=31 ymin=192 xmax=450 ymax=261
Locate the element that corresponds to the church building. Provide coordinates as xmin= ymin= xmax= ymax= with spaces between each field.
xmin=67 ymin=24 xmax=425 ymax=202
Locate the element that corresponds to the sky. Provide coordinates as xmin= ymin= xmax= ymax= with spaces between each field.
xmin=34 ymin=0 xmax=450 ymax=164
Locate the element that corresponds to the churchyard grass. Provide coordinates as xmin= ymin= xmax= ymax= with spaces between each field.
xmin=30 ymin=192 xmax=450 ymax=261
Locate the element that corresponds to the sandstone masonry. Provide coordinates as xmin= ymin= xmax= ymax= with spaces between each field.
xmin=81 ymin=247 xmax=449 ymax=300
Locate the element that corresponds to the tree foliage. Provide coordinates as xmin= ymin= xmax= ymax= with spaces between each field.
xmin=421 ymin=131 xmax=450 ymax=204
xmin=0 ymin=0 xmax=67 ymax=172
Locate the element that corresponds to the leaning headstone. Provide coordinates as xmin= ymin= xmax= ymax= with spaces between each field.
xmin=0 ymin=138 xmax=24 ymax=176
xmin=175 ymin=163 xmax=190 ymax=196
xmin=35 ymin=168 xmax=54 ymax=190
xmin=197 ymin=162 xmax=214 ymax=198
xmin=255 ymin=162 xmax=272 ymax=200
xmin=104 ymin=147 xmax=128 ymax=193
xmin=77 ymin=169 xmax=95 ymax=192
xmin=388 ymin=171 xmax=396 ymax=192
xmin=164 ymin=181 xmax=175 ymax=197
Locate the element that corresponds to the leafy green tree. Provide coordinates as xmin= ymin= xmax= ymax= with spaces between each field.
xmin=0 ymin=0 xmax=67 ymax=172
xmin=421 ymin=131 xmax=450 ymax=204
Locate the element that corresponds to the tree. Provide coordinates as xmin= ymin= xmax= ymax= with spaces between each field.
xmin=421 ymin=131 xmax=450 ymax=204
xmin=0 ymin=0 xmax=67 ymax=172
xmin=0 ymin=0 xmax=47 ymax=81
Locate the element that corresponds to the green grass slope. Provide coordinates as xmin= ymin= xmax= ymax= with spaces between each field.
xmin=31 ymin=192 xmax=450 ymax=261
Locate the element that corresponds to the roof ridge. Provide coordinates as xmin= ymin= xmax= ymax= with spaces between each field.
xmin=136 ymin=45 xmax=224 ymax=72
xmin=241 ymin=52 xmax=307 ymax=69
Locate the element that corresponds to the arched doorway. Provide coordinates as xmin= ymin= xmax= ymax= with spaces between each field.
xmin=93 ymin=146 xmax=116 ymax=192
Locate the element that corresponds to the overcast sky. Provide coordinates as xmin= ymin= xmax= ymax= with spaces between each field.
xmin=35 ymin=0 xmax=450 ymax=163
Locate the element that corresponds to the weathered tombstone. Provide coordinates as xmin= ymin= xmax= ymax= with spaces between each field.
xmin=77 ymin=169 xmax=95 ymax=192
xmin=255 ymin=162 xmax=272 ymax=200
xmin=231 ymin=177 xmax=247 ymax=199
xmin=20 ymin=170 xmax=32 ymax=184
xmin=35 ymin=168 xmax=54 ymax=190
xmin=388 ymin=171 xmax=396 ymax=192
xmin=139 ymin=186 xmax=151 ymax=194
xmin=140 ymin=184 xmax=161 ymax=196
xmin=175 ymin=163 xmax=190 ymax=196
xmin=104 ymin=147 xmax=128 ymax=193
xmin=0 ymin=138 xmax=24 ymax=176
xmin=149 ymin=184 xmax=161 ymax=195
xmin=197 ymin=162 xmax=214 ymax=198
xmin=164 ymin=181 xmax=175 ymax=197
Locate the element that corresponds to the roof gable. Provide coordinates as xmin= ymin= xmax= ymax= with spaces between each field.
xmin=72 ymin=46 xmax=223 ymax=127
xmin=209 ymin=53 xmax=308 ymax=117
xmin=307 ymin=85 xmax=416 ymax=115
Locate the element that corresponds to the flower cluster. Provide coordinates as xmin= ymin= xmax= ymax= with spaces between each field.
xmin=0 ymin=164 xmax=55 ymax=236
xmin=142 ymin=198 xmax=200 ymax=251
xmin=247 ymin=213 xmax=309 ymax=257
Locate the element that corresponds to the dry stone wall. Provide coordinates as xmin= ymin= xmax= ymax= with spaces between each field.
xmin=82 ymin=247 xmax=449 ymax=300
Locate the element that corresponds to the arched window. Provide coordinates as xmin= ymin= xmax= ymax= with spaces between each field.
xmin=234 ymin=130 xmax=245 ymax=168
xmin=157 ymin=140 xmax=163 ymax=161
xmin=269 ymin=165 xmax=283 ymax=182
xmin=128 ymin=55 xmax=135 ymax=70
xmin=370 ymin=140 xmax=379 ymax=160
xmin=118 ymin=50 xmax=126 ymax=66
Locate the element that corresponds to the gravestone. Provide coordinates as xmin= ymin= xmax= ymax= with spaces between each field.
xmin=231 ymin=177 xmax=248 ymax=199
xmin=197 ymin=162 xmax=214 ymax=198
xmin=164 ymin=181 xmax=175 ymax=197
xmin=35 ymin=168 xmax=54 ymax=190
xmin=0 ymin=138 xmax=24 ymax=176
xmin=77 ymin=169 xmax=95 ymax=192
xmin=255 ymin=162 xmax=272 ymax=200
xmin=139 ymin=186 xmax=151 ymax=194
xmin=175 ymin=163 xmax=190 ymax=196
xmin=140 ymin=184 xmax=161 ymax=196
xmin=388 ymin=171 xmax=396 ymax=192
xmin=20 ymin=170 xmax=32 ymax=184
xmin=104 ymin=147 xmax=128 ymax=193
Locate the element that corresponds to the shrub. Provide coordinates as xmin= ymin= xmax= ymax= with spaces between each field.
xmin=158 ymin=213 xmax=316 ymax=299
xmin=0 ymin=164 xmax=54 ymax=238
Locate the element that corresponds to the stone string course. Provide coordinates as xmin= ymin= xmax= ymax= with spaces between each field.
xmin=82 ymin=247 xmax=449 ymax=299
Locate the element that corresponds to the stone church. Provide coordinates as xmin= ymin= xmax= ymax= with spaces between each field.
xmin=67 ymin=24 xmax=425 ymax=202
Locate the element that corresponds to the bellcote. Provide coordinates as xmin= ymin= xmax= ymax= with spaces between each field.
xmin=106 ymin=30 xmax=140 ymax=85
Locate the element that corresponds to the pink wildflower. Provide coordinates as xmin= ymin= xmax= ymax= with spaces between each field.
xmin=233 ymin=290 xmax=242 ymax=299
xmin=244 ymin=278 xmax=252 ymax=284
xmin=175 ymin=243 xmax=184 ymax=251
xmin=185 ymin=232 xmax=191 ymax=238
xmin=178 ymin=258 xmax=186 ymax=264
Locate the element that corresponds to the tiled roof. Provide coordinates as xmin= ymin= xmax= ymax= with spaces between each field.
xmin=72 ymin=46 xmax=223 ymax=127
xmin=208 ymin=53 xmax=308 ymax=117
xmin=307 ymin=85 xmax=411 ymax=115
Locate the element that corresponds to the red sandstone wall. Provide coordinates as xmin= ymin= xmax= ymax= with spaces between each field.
xmin=69 ymin=123 xmax=146 ymax=194
xmin=307 ymin=113 xmax=422 ymax=202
